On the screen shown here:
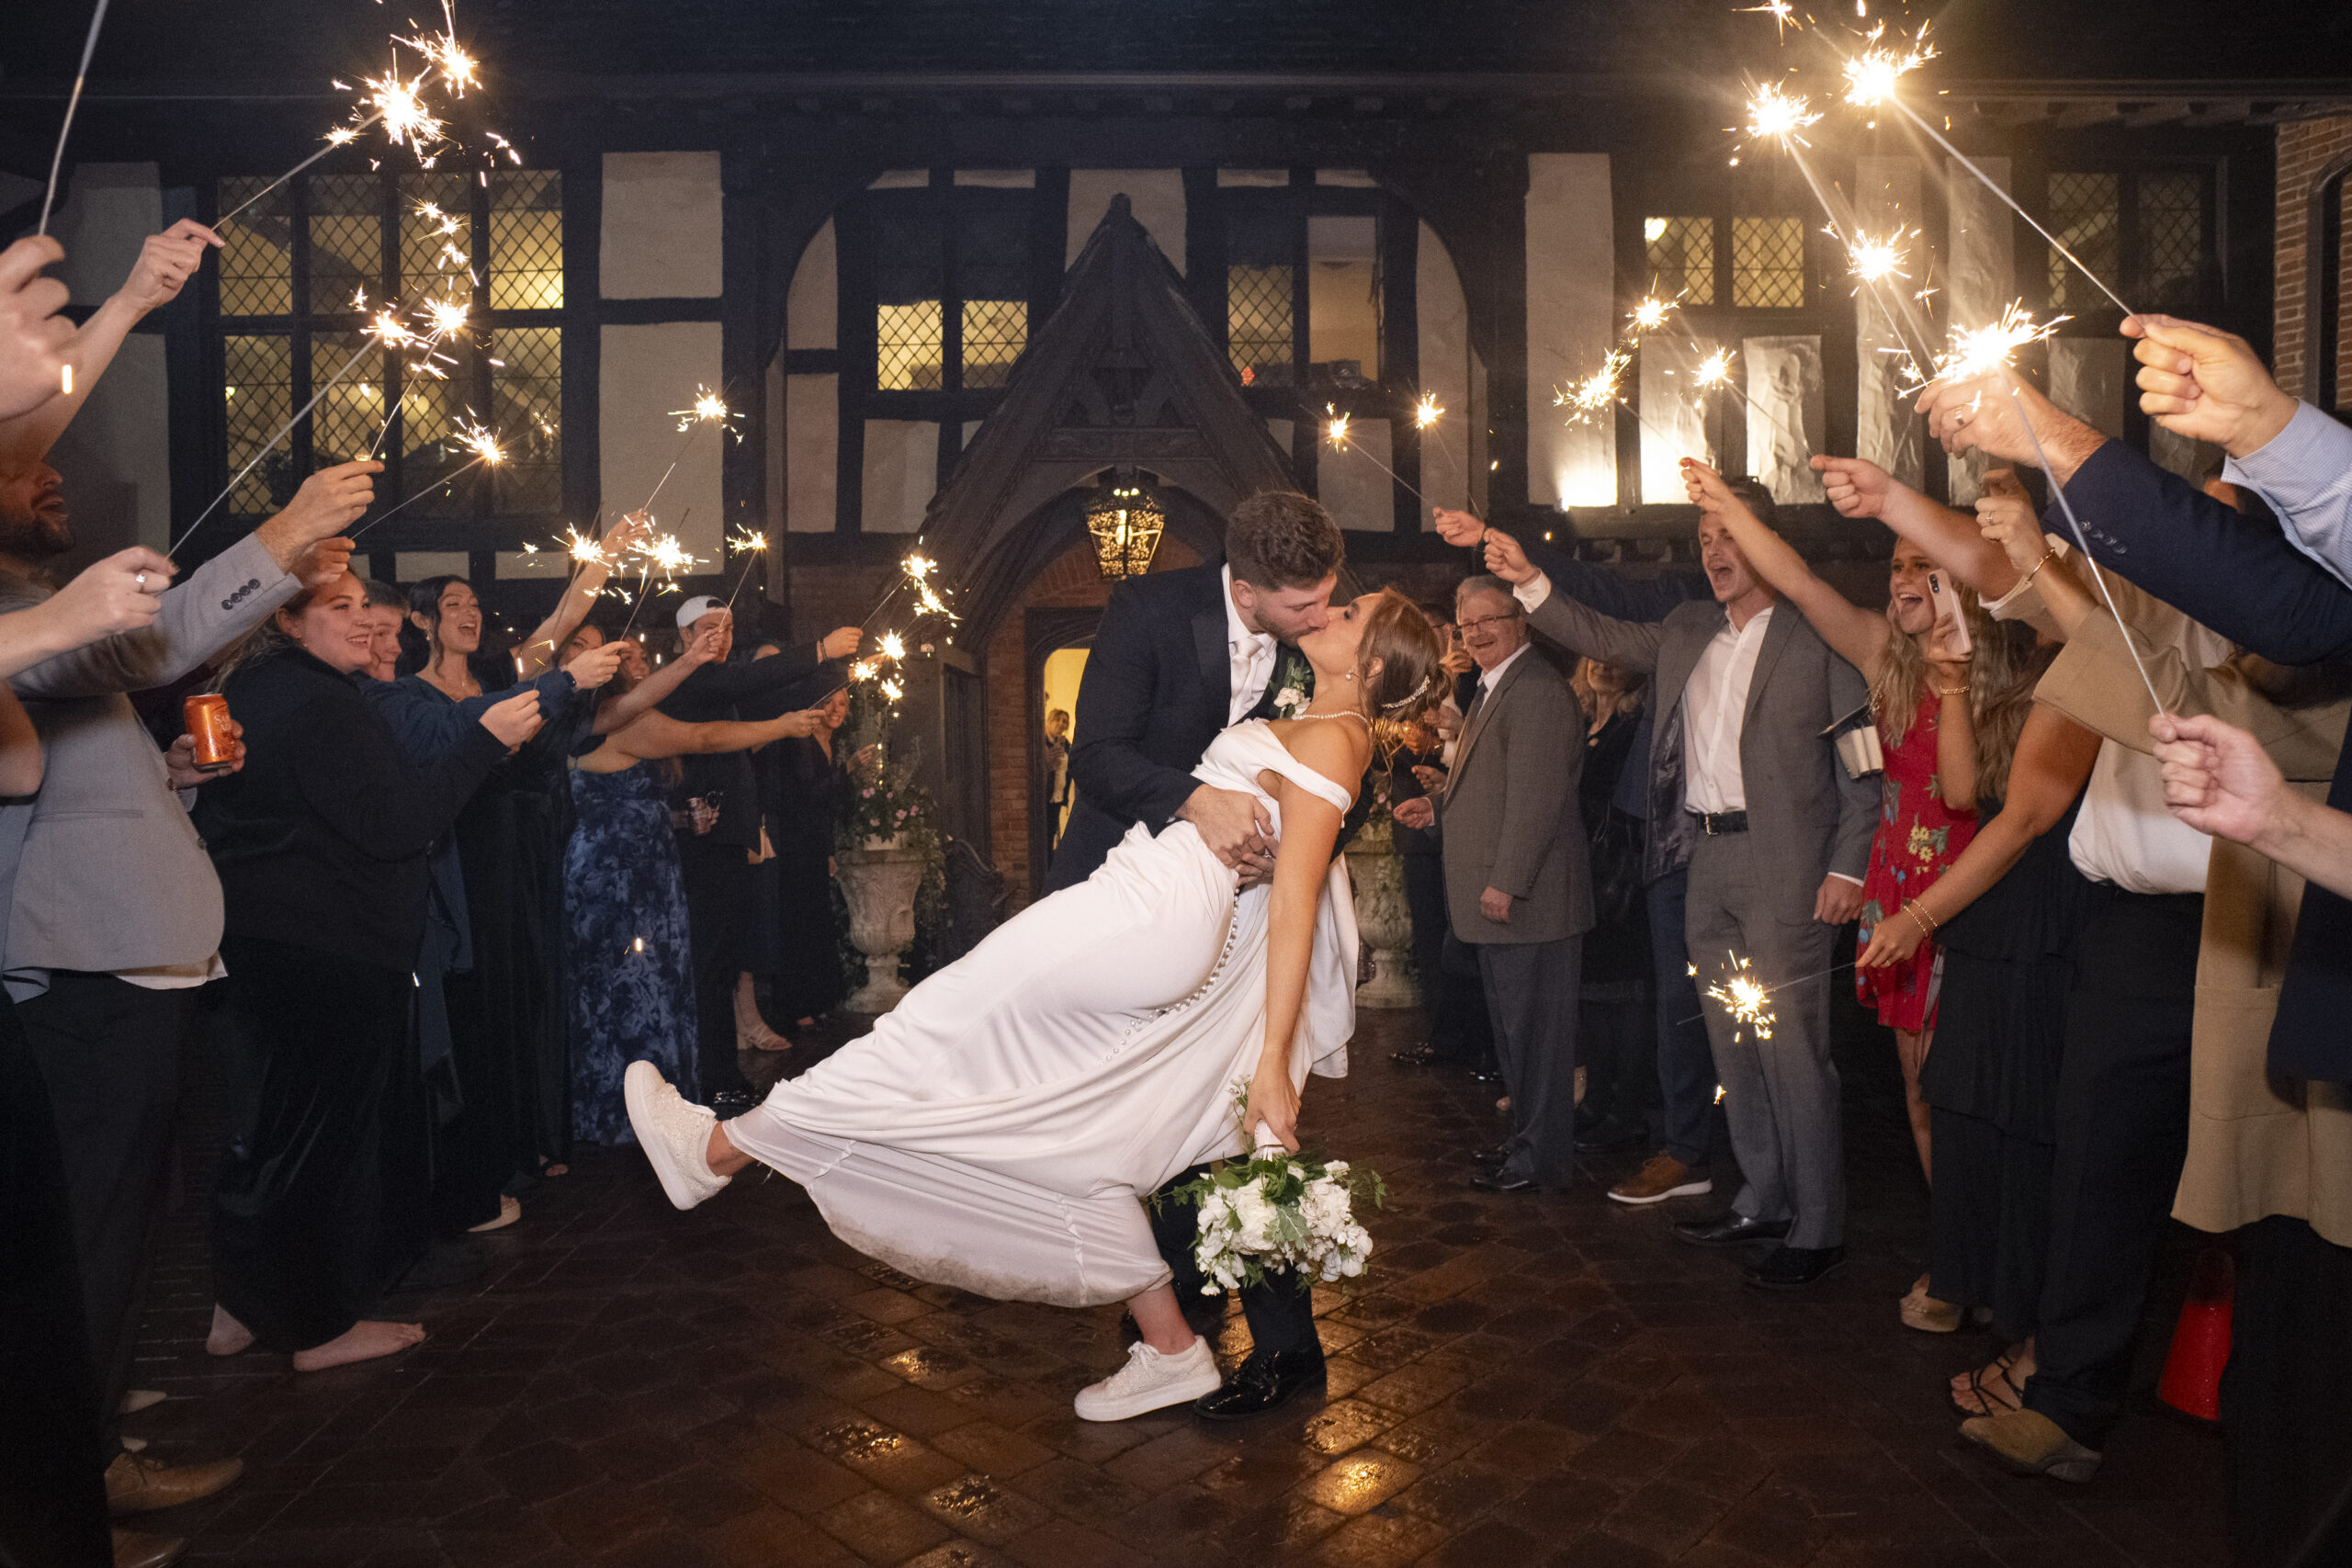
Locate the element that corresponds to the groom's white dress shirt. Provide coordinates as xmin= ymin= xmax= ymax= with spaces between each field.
xmin=1222 ymin=564 xmax=1278 ymax=724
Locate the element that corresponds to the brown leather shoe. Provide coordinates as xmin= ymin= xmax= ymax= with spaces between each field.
xmin=113 ymin=1529 xmax=188 ymax=1568
xmin=106 ymin=1450 xmax=244 ymax=1515
xmin=1607 ymin=1153 xmax=1714 ymax=1206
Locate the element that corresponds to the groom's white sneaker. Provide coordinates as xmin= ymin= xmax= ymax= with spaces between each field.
xmin=1072 ymin=1336 xmax=1221 ymax=1421
xmin=625 ymin=1061 xmax=732 ymax=1211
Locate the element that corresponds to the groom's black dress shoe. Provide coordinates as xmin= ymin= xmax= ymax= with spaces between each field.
xmin=1471 ymin=1142 xmax=1510 ymax=1168
xmin=1390 ymin=1043 xmax=1437 ymax=1067
xmin=1672 ymin=1213 xmax=1791 ymax=1248
xmin=1193 ymin=1351 xmax=1326 ymax=1421
xmin=1745 ymin=1245 xmax=1847 ymax=1291
xmin=1468 ymin=1172 xmax=1549 ymax=1194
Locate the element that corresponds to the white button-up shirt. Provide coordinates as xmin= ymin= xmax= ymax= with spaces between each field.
xmin=1681 ymin=604 xmax=1774 ymax=816
xmin=1222 ymin=564 xmax=1279 ymax=724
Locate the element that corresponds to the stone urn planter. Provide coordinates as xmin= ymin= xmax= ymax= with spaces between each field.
xmin=1345 ymin=843 xmax=1419 ymax=1010
xmin=838 ymin=840 xmax=926 ymax=1012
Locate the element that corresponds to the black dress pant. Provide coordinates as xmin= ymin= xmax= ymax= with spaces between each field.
xmin=213 ymin=938 xmax=427 ymax=1352
xmin=17 ymin=973 xmax=193 ymax=1446
xmin=2224 ymin=1215 xmax=2352 ymax=1568
xmin=0 ymin=1007 xmax=110 ymax=1568
xmin=2024 ymin=891 xmax=2200 ymax=1449
xmin=1148 ymin=1163 xmax=1319 ymax=1362
xmin=678 ymin=840 xmax=753 ymax=1101
xmin=1476 ymin=936 xmax=1583 ymax=1189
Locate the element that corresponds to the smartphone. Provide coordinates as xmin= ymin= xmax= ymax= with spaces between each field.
xmin=1926 ymin=570 xmax=1972 ymax=658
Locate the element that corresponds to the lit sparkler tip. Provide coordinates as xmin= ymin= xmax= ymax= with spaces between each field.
xmin=1936 ymin=302 xmax=2068 ymax=385
xmin=1692 ymin=348 xmax=1737 ymax=390
xmin=1841 ymin=22 xmax=1936 ymax=107
xmin=671 ymin=386 xmax=736 ymax=433
xmin=449 ymin=416 xmax=505 ymax=466
xmin=561 ymin=525 xmax=607 ymax=567
xmin=1844 ymin=227 xmax=1913 ymax=286
xmin=1411 ymin=392 xmax=1444 ymax=430
xmin=902 ymin=552 xmax=936 ymax=582
xmin=1325 ymin=406 xmax=1352 ymax=447
xmin=1745 ymin=82 xmax=1821 ymax=144
xmin=1627 ymin=296 xmax=1674 ymax=333
xmin=727 ymin=528 xmax=769 ymax=555
xmin=1739 ymin=0 xmax=1800 ymax=39
xmin=877 ymin=632 xmax=907 ymax=662
xmin=1559 ymin=350 xmax=1632 ymax=423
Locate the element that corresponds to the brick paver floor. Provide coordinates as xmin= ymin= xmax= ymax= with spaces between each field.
xmin=124 ymin=998 xmax=2225 ymax=1566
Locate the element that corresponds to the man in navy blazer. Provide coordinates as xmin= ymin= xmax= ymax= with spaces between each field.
xmin=1922 ymin=341 xmax=2352 ymax=1550
xmin=1045 ymin=491 xmax=1347 ymax=1421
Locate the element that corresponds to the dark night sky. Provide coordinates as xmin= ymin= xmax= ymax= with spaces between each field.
xmin=0 ymin=0 xmax=2341 ymax=89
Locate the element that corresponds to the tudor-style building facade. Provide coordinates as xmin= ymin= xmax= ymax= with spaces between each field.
xmin=6 ymin=6 xmax=2348 ymax=899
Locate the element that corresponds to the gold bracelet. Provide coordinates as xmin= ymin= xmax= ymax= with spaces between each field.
xmin=1938 ymin=684 xmax=1969 ymax=697
xmin=2021 ymin=544 xmax=2062 ymax=589
xmin=1904 ymin=898 xmax=1938 ymax=938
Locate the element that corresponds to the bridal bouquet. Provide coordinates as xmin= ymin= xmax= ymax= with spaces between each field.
xmin=1162 ymin=1088 xmax=1385 ymax=1292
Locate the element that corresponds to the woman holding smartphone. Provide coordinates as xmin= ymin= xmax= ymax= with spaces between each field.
xmin=1679 ymin=460 xmax=2017 ymax=1327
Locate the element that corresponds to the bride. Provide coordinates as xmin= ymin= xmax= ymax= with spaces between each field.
xmin=625 ymin=587 xmax=1443 ymax=1419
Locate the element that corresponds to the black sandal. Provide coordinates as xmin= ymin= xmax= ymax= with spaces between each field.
xmin=1950 ymin=1350 xmax=2027 ymax=1417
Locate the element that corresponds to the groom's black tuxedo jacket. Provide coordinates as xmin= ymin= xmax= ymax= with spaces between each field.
xmin=1045 ymin=559 xmax=1367 ymax=894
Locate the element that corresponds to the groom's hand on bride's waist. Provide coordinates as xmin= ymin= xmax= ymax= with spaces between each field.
xmin=1178 ymin=784 xmax=1276 ymax=878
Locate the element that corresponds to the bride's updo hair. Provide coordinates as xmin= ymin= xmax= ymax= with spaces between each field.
xmin=1355 ymin=589 xmax=1447 ymax=730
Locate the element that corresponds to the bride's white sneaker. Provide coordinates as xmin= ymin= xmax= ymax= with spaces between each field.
xmin=1072 ymin=1336 xmax=1221 ymax=1421
xmin=625 ymin=1061 xmax=732 ymax=1211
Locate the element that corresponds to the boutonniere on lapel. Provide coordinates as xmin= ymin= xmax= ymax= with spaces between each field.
xmin=1271 ymin=649 xmax=1313 ymax=717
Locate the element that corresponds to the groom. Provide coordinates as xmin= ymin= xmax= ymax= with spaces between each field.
xmin=1045 ymin=489 xmax=1347 ymax=1419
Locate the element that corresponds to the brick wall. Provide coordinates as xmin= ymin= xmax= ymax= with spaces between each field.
xmin=2274 ymin=115 xmax=2352 ymax=409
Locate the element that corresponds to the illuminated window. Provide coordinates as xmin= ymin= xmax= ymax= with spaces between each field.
xmin=1644 ymin=216 xmax=1716 ymax=305
xmin=1731 ymin=216 xmax=1806 ymax=309
xmin=867 ymin=198 xmax=1029 ymax=394
xmin=210 ymin=167 xmax=566 ymax=525
xmin=1220 ymin=194 xmax=1390 ymax=393
xmin=2047 ymin=168 xmax=2211 ymax=316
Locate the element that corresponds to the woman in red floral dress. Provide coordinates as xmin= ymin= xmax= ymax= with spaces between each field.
xmin=1677 ymin=459 xmax=2012 ymax=1327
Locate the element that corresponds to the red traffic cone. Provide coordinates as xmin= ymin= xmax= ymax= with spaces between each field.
xmin=2156 ymin=1247 xmax=2234 ymax=1422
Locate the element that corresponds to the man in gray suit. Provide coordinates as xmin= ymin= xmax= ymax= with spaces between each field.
xmin=0 ymin=217 xmax=378 ymax=1515
xmin=1481 ymin=512 xmax=1873 ymax=1289
xmin=1394 ymin=576 xmax=1589 ymax=1192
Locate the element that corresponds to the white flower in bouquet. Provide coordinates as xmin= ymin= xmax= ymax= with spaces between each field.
xmin=1163 ymin=1084 xmax=1385 ymax=1294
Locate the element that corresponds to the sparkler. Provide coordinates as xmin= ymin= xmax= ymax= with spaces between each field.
xmin=1411 ymin=393 xmax=1444 ymax=430
xmin=1739 ymin=0 xmax=1800 ymax=39
xmin=34 ymin=0 xmax=110 ymax=238
xmin=346 ymin=417 xmax=505 ymax=541
xmin=214 ymin=4 xmax=483 ymax=231
xmin=720 ymin=526 xmax=770 ymax=613
xmin=1678 ymin=953 xmax=1860 ymax=1030
xmin=615 ymin=530 xmax=699 ymax=642
xmin=640 ymin=385 xmax=739 ymax=513
xmin=167 ymin=287 xmax=447 ymax=557
xmin=1626 ymin=296 xmax=1676 ymax=335
xmin=1742 ymin=83 xmax=1821 ymax=149
xmin=1836 ymin=25 xmax=2134 ymax=316
xmin=1323 ymin=406 xmax=1430 ymax=513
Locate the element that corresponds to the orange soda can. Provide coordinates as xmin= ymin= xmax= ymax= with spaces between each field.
xmin=185 ymin=693 xmax=236 ymax=768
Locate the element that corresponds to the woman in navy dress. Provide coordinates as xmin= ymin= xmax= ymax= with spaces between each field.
xmin=562 ymin=629 xmax=828 ymax=1143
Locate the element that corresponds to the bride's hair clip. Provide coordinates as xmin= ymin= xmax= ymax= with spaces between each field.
xmin=1379 ymin=668 xmax=1445 ymax=713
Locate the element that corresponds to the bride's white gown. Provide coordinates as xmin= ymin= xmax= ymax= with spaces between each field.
xmin=722 ymin=718 xmax=1359 ymax=1307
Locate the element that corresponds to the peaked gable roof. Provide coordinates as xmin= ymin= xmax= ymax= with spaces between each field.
xmin=926 ymin=194 xmax=1294 ymax=637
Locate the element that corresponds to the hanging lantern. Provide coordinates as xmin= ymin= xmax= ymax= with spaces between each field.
xmin=1085 ymin=469 xmax=1165 ymax=581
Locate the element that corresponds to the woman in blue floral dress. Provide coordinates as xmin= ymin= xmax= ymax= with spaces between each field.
xmin=561 ymin=629 xmax=829 ymax=1144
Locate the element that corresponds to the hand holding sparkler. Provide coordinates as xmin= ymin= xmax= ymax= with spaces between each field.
xmin=1809 ymin=454 xmax=1897 ymax=521
xmin=112 ymin=221 xmax=222 ymax=316
xmin=1915 ymin=371 xmax=2103 ymax=479
xmin=2121 ymin=314 xmax=2300 ymax=457
xmin=1479 ymin=528 xmax=1538 ymax=588
xmin=561 ymin=638 xmax=628 ymax=692
xmin=1429 ymin=507 xmax=1485 ymax=548
xmin=2150 ymin=711 xmax=2294 ymax=852
xmin=819 ymin=626 xmax=865 ymax=661
xmin=1970 ymin=469 xmax=2051 ymax=580
xmin=0 ymin=237 xmax=74 ymax=421
xmin=253 ymin=459 xmax=379 ymax=567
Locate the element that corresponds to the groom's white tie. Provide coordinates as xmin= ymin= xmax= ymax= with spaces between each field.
xmin=1229 ymin=631 xmax=1277 ymax=725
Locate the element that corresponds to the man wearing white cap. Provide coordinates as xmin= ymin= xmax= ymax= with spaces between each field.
xmin=659 ymin=598 xmax=860 ymax=1111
